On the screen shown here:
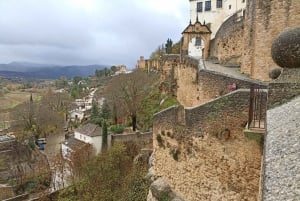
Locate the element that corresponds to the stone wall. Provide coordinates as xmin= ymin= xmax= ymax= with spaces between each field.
xmin=154 ymin=89 xmax=267 ymax=140
xmin=152 ymin=90 xmax=263 ymax=200
xmin=0 ymin=186 xmax=16 ymax=200
xmin=185 ymin=89 xmax=254 ymax=136
xmin=153 ymin=106 xmax=179 ymax=132
xmin=268 ymin=68 xmax=300 ymax=108
xmin=136 ymin=56 xmax=160 ymax=71
xmin=176 ymin=63 xmax=266 ymax=107
xmin=210 ymin=10 xmax=245 ymax=66
xmin=241 ymin=0 xmax=300 ymax=81
xmin=111 ymin=132 xmax=153 ymax=149
xmin=2 ymin=193 xmax=29 ymax=201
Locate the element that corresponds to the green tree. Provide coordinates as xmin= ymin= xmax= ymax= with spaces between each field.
xmin=58 ymin=142 xmax=149 ymax=201
xmin=55 ymin=76 xmax=68 ymax=89
xmin=100 ymin=100 xmax=111 ymax=120
xmin=101 ymin=120 xmax=108 ymax=151
xmin=150 ymin=44 xmax=165 ymax=60
xmin=73 ymin=76 xmax=82 ymax=85
xmin=165 ymin=38 xmax=173 ymax=54
xmin=171 ymin=41 xmax=181 ymax=54
xmin=95 ymin=69 xmax=105 ymax=78
xmin=110 ymin=65 xmax=118 ymax=73
xmin=90 ymin=102 xmax=100 ymax=119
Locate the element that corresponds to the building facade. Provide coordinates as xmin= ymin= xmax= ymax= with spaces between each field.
xmin=62 ymin=123 xmax=109 ymax=159
xmin=189 ymin=0 xmax=246 ymax=38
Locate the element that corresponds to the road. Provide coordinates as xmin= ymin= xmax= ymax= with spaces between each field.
xmin=42 ymin=131 xmax=69 ymax=192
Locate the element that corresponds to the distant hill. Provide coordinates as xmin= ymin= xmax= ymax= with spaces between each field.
xmin=0 ymin=62 xmax=107 ymax=79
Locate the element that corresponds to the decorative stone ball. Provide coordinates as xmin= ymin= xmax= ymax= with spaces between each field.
xmin=271 ymin=27 xmax=300 ymax=68
xmin=268 ymin=68 xmax=282 ymax=79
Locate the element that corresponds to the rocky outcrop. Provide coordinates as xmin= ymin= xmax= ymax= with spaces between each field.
xmin=147 ymin=177 xmax=184 ymax=201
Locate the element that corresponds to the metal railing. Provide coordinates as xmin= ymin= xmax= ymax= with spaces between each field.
xmin=248 ymin=85 xmax=266 ymax=129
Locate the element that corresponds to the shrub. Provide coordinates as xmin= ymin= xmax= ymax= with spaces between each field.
xmin=110 ymin=124 xmax=124 ymax=134
xmin=159 ymin=191 xmax=171 ymax=201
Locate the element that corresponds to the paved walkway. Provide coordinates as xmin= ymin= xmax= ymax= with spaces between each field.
xmin=204 ymin=60 xmax=250 ymax=80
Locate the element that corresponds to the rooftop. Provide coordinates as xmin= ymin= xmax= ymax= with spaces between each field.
xmin=75 ymin=123 xmax=102 ymax=137
xmin=63 ymin=135 xmax=86 ymax=150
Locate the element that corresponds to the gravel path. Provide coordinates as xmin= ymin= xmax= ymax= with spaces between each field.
xmin=262 ymin=96 xmax=300 ymax=200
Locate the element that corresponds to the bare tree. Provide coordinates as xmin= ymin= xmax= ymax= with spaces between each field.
xmin=105 ymin=70 xmax=158 ymax=131
xmin=10 ymin=91 xmax=74 ymax=140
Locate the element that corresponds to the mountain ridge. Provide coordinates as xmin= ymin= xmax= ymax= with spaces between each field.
xmin=0 ymin=62 xmax=108 ymax=79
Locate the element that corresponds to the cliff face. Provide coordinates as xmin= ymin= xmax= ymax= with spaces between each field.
xmin=153 ymin=133 xmax=261 ymax=201
xmin=0 ymin=139 xmax=49 ymax=199
xmin=152 ymin=96 xmax=263 ymax=200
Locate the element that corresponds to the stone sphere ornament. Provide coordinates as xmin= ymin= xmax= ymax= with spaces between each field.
xmin=271 ymin=27 xmax=300 ymax=68
xmin=268 ymin=68 xmax=282 ymax=79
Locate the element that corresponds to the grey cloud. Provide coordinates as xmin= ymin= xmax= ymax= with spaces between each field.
xmin=0 ymin=0 xmax=189 ymax=68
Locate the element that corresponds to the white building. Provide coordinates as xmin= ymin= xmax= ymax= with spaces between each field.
xmin=62 ymin=123 xmax=109 ymax=159
xmin=74 ymin=123 xmax=103 ymax=154
xmin=189 ymin=0 xmax=246 ymax=38
xmin=69 ymin=109 xmax=85 ymax=122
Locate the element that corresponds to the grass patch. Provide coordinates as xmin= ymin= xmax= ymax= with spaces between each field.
xmin=244 ymin=130 xmax=264 ymax=151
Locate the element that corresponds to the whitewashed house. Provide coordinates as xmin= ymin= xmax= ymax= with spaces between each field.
xmin=69 ymin=109 xmax=85 ymax=123
xmin=189 ymin=0 xmax=246 ymax=38
xmin=187 ymin=0 xmax=246 ymax=58
xmin=62 ymin=123 xmax=108 ymax=159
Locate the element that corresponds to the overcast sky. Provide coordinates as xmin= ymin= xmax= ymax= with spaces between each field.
xmin=0 ymin=0 xmax=189 ymax=68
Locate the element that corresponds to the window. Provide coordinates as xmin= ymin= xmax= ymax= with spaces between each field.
xmin=242 ymin=0 xmax=245 ymax=3
xmin=216 ymin=0 xmax=222 ymax=8
xmin=229 ymin=5 xmax=232 ymax=9
xmin=205 ymin=1 xmax=211 ymax=11
xmin=195 ymin=37 xmax=202 ymax=46
xmin=197 ymin=2 xmax=203 ymax=12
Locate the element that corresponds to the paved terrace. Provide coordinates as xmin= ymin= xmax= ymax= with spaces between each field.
xmin=204 ymin=60 xmax=251 ymax=80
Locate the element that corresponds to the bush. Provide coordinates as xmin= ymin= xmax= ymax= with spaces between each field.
xmin=110 ymin=124 xmax=124 ymax=134
xmin=159 ymin=191 xmax=171 ymax=201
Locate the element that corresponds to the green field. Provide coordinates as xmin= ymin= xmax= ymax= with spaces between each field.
xmin=0 ymin=91 xmax=41 ymax=130
xmin=0 ymin=91 xmax=41 ymax=111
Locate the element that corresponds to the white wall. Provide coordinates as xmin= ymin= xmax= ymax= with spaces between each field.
xmin=70 ymin=110 xmax=84 ymax=122
xmin=190 ymin=0 xmax=246 ymax=38
xmin=90 ymin=136 xmax=102 ymax=154
xmin=188 ymin=38 xmax=205 ymax=58
xmin=74 ymin=131 xmax=102 ymax=154
xmin=61 ymin=143 xmax=72 ymax=160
